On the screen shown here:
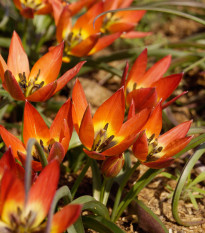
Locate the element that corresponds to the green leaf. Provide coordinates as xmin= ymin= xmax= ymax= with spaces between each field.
xmin=69 ymin=131 xmax=82 ymax=150
xmin=188 ymin=172 xmax=205 ymax=188
xmin=67 ymin=217 xmax=85 ymax=233
xmin=187 ymin=190 xmax=198 ymax=210
xmin=160 ymin=172 xmax=177 ymax=180
xmin=134 ymin=199 xmax=169 ymax=233
xmin=172 ymin=144 xmax=205 ymax=226
xmin=71 ymin=196 xmax=110 ymax=219
xmin=191 ymin=186 xmax=205 ymax=195
xmin=82 ymin=216 xmax=125 ymax=233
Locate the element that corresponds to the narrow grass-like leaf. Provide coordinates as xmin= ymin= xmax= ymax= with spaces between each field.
xmin=46 ymin=186 xmax=72 ymax=233
xmin=94 ymin=7 xmax=205 ymax=27
xmin=188 ymin=172 xmax=205 ymax=188
xmin=172 ymin=144 xmax=205 ymax=226
xmin=187 ymin=190 xmax=198 ymax=209
xmin=71 ymin=158 xmax=92 ymax=199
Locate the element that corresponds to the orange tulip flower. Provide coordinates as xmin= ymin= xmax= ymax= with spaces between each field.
xmin=52 ymin=2 xmax=121 ymax=62
xmin=72 ymin=79 xmax=150 ymax=160
xmin=0 ymin=100 xmax=73 ymax=171
xmin=101 ymin=0 xmax=151 ymax=39
xmin=0 ymin=160 xmax=82 ymax=233
xmin=0 ymin=31 xmax=85 ymax=101
xmin=13 ymin=0 xmax=53 ymax=18
xmin=122 ymin=49 xmax=184 ymax=112
xmin=132 ymin=103 xmax=192 ymax=168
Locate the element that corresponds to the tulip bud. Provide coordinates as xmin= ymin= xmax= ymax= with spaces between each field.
xmin=101 ymin=154 xmax=125 ymax=178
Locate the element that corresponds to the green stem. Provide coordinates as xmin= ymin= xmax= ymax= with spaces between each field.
xmin=102 ymin=178 xmax=114 ymax=206
xmin=113 ymin=168 xmax=161 ymax=222
xmin=71 ymin=158 xmax=92 ymax=199
xmin=111 ymin=161 xmax=140 ymax=221
xmin=100 ymin=177 xmax=107 ymax=203
xmin=46 ymin=186 xmax=72 ymax=233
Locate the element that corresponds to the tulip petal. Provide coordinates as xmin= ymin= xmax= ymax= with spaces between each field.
xmin=56 ymin=6 xmax=71 ymax=42
xmin=142 ymin=158 xmax=174 ymax=169
xmin=7 ymin=31 xmax=30 ymax=81
xmin=144 ymin=102 xmax=162 ymax=138
xmin=0 ymin=148 xmax=24 ymax=180
xmin=51 ymin=204 xmax=82 ymax=233
xmin=23 ymin=101 xmax=50 ymax=145
xmin=114 ymin=10 xmax=146 ymax=24
xmin=132 ymin=132 xmax=148 ymax=161
xmin=0 ymin=125 xmax=26 ymax=158
xmin=160 ymin=136 xmax=192 ymax=159
xmin=158 ymin=120 xmax=192 ymax=146
xmin=126 ymin=87 xmax=157 ymax=112
xmin=83 ymin=149 xmax=106 ymax=160
xmin=103 ymin=108 xmax=150 ymax=156
xmin=27 ymin=160 xmax=59 ymax=228
xmin=142 ymin=55 xmax=171 ymax=86
xmin=53 ymin=61 xmax=86 ymax=95
xmin=79 ymin=105 xmax=94 ymax=150
xmin=126 ymin=49 xmax=147 ymax=87
xmin=72 ymin=79 xmax=88 ymax=133
xmin=88 ymin=32 xmax=121 ymax=55
xmin=29 ymin=43 xmax=63 ymax=85
xmin=73 ymin=2 xmax=103 ymax=34
xmin=26 ymin=81 xmax=57 ymax=102
xmin=50 ymin=99 xmax=73 ymax=141
xmin=151 ymin=73 xmax=183 ymax=102
xmin=121 ymin=31 xmax=152 ymax=39
xmin=70 ymin=34 xmax=99 ymax=57
xmin=93 ymin=88 xmax=125 ymax=136
xmin=108 ymin=22 xmax=135 ymax=33
xmin=48 ymin=142 xmax=65 ymax=163
xmin=3 ymin=70 xmax=25 ymax=100
xmin=0 ymin=55 xmax=8 ymax=82
xmin=1 ymin=170 xmax=24 ymax=224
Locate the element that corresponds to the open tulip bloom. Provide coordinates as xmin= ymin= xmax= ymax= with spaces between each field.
xmin=72 ymin=79 xmax=150 ymax=160
xmin=53 ymin=2 xmax=121 ymax=62
xmin=122 ymin=49 xmax=185 ymax=112
xmin=101 ymin=0 xmax=151 ymax=39
xmin=0 ymin=160 xmax=82 ymax=233
xmin=132 ymin=103 xmax=193 ymax=168
xmin=0 ymin=31 xmax=85 ymax=101
xmin=0 ymin=100 xmax=73 ymax=171
xmin=13 ymin=0 xmax=53 ymax=18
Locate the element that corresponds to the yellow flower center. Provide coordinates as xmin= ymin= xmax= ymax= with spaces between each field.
xmin=146 ymin=134 xmax=163 ymax=162
xmin=92 ymin=123 xmax=116 ymax=153
xmin=18 ymin=70 xmax=44 ymax=97
xmin=64 ymin=29 xmax=85 ymax=54
xmin=20 ymin=0 xmax=45 ymax=10
xmin=2 ymin=207 xmax=45 ymax=233
xmin=32 ymin=138 xmax=55 ymax=161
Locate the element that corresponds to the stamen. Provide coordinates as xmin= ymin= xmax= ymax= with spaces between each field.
xmin=148 ymin=134 xmax=155 ymax=143
xmin=97 ymin=135 xmax=114 ymax=152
